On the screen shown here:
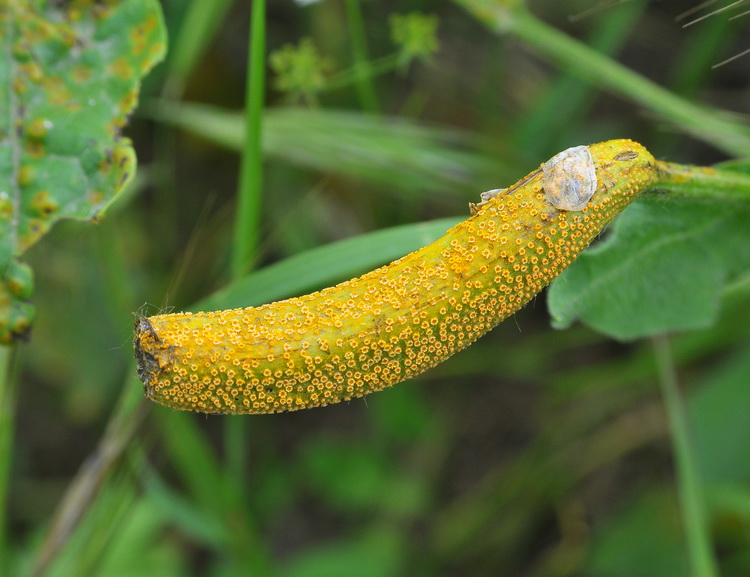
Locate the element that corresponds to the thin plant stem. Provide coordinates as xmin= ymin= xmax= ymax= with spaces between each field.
xmin=0 ymin=347 xmax=15 ymax=576
xmin=652 ymin=334 xmax=719 ymax=577
xmin=654 ymin=161 xmax=750 ymax=202
xmin=453 ymin=0 xmax=750 ymax=156
xmin=324 ymin=52 xmax=399 ymax=92
xmin=226 ymin=0 xmax=267 ymax=538
xmin=163 ymin=0 xmax=235 ymax=99
xmin=153 ymin=1 xmax=236 ymax=261
xmin=224 ymin=416 xmax=246 ymax=500
xmin=515 ymin=0 xmax=650 ymax=156
xmin=29 ymin=377 xmax=146 ymax=577
xmin=231 ymin=0 xmax=266 ymax=277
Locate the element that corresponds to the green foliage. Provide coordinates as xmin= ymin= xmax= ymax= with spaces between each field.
xmin=690 ymin=349 xmax=750 ymax=485
xmin=586 ymin=490 xmax=688 ymax=577
xmin=197 ymin=217 xmax=460 ymax=311
xmin=588 ymin=349 xmax=750 ymax=577
xmin=5 ymin=1 xmax=750 ymax=577
xmin=549 ymin=197 xmax=750 ymax=339
xmin=269 ymin=10 xmax=441 ymax=103
xmin=269 ymin=38 xmax=333 ymax=104
xmin=149 ymin=102 xmax=501 ymax=197
xmin=284 ymin=529 xmax=405 ymax=577
xmin=389 ymin=12 xmax=440 ymax=68
xmin=0 ymin=0 xmax=165 ymax=342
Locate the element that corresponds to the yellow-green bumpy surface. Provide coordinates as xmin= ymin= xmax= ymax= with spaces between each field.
xmin=135 ymin=139 xmax=659 ymax=414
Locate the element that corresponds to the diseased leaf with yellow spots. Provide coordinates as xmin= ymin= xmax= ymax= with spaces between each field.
xmin=135 ymin=139 xmax=661 ymax=415
xmin=0 ymin=0 xmax=166 ymax=343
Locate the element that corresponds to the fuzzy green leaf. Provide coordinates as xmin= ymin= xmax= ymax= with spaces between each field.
xmin=548 ymin=197 xmax=750 ymax=340
xmin=0 ymin=0 xmax=166 ymax=343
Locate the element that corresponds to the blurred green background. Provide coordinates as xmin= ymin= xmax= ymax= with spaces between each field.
xmin=7 ymin=0 xmax=750 ymax=576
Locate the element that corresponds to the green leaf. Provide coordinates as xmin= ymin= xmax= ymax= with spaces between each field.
xmin=285 ymin=529 xmax=404 ymax=577
xmin=300 ymin=437 xmax=388 ymax=511
xmin=195 ymin=216 xmax=460 ymax=311
xmin=0 ymin=0 xmax=166 ymax=343
xmin=548 ymin=197 xmax=750 ymax=340
xmin=587 ymin=490 xmax=687 ymax=577
xmin=147 ymin=101 xmax=504 ymax=198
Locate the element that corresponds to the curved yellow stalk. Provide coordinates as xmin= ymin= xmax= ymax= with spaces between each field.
xmin=135 ymin=139 xmax=659 ymax=414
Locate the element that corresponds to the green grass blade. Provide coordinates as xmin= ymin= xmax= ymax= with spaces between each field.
xmin=653 ymin=335 xmax=719 ymax=577
xmin=514 ymin=0 xmax=650 ymax=157
xmin=227 ymin=0 xmax=267 ymax=537
xmin=195 ymin=216 xmax=460 ymax=311
xmin=0 ymin=348 xmax=15 ymax=576
xmin=455 ymin=0 xmax=750 ymax=156
xmin=28 ymin=378 xmax=147 ymax=576
xmin=145 ymin=102 xmax=504 ymax=197
xmin=345 ymin=0 xmax=380 ymax=113
xmin=231 ymin=0 xmax=266 ymax=277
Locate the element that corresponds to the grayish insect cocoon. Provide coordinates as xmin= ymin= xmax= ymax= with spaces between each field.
xmin=469 ymin=188 xmax=506 ymax=214
xmin=480 ymin=188 xmax=506 ymax=203
xmin=542 ymin=145 xmax=597 ymax=211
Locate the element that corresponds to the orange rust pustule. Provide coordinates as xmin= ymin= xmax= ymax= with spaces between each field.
xmin=134 ymin=139 xmax=659 ymax=414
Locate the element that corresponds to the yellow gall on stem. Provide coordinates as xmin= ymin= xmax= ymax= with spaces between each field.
xmin=134 ymin=139 xmax=659 ymax=415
